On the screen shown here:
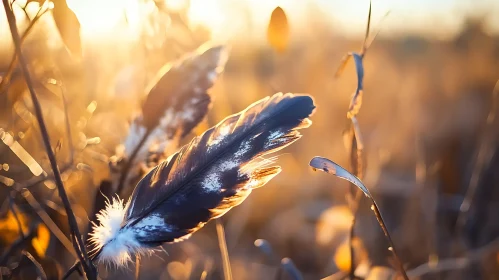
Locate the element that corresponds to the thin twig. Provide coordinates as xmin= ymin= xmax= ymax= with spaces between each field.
xmin=63 ymin=260 xmax=84 ymax=279
xmin=135 ymin=255 xmax=140 ymax=280
xmin=333 ymin=3 xmax=390 ymax=278
xmin=360 ymin=1 xmax=372 ymax=56
xmin=8 ymin=197 xmax=25 ymax=238
xmin=345 ymin=118 xmax=366 ymax=279
xmin=116 ymin=129 xmax=151 ymax=196
xmin=347 ymin=190 xmax=363 ymax=279
xmin=50 ymin=75 xmax=75 ymax=165
xmin=335 ymin=3 xmax=372 ymax=276
xmin=22 ymin=189 xmax=78 ymax=258
xmin=0 ymin=227 xmax=36 ymax=264
xmin=310 ymin=157 xmax=409 ymax=280
xmin=21 ymin=251 xmax=47 ymax=280
xmin=2 ymin=2 xmax=95 ymax=278
xmin=22 ymin=162 xmax=74 ymax=190
xmin=216 ymin=219 xmax=233 ymax=280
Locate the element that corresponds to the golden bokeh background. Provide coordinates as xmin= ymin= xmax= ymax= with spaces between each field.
xmin=0 ymin=0 xmax=498 ymax=279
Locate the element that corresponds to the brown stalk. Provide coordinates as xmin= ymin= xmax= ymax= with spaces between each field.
xmin=2 ymin=1 xmax=95 ymax=278
xmin=333 ymin=1 xmax=390 ymax=277
xmin=310 ymin=157 xmax=409 ymax=280
xmin=116 ymin=129 xmax=151 ymax=196
xmin=216 ymin=218 xmax=233 ymax=280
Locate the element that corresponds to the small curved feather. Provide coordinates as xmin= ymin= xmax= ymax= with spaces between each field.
xmin=140 ymin=43 xmax=229 ymax=134
xmin=309 ymin=156 xmax=370 ymax=197
xmin=121 ymin=44 xmax=229 ymax=162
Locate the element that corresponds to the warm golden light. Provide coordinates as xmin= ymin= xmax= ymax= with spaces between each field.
xmin=187 ymin=0 xmax=227 ymax=35
xmin=1 ymin=0 xmax=498 ymax=44
xmin=163 ymin=0 xmax=188 ymax=12
xmin=66 ymin=0 xmax=142 ymax=37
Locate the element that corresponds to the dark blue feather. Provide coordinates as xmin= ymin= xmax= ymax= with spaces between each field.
xmin=121 ymin=92 xmax=315 ymax=245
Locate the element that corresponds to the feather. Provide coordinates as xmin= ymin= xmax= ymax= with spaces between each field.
xmin=119 ymin=43 xmax=229 ymax=163
xmin=141 ymin=43 xmax=228 ymax=134
xmin=89 ymin=92 xmax=316 ymax=266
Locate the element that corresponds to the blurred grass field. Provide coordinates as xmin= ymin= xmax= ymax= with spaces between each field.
xmin=0 ymin=0 xmax=498 ymax=279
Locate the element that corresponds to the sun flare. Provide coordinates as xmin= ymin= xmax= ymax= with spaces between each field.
xmin=66 ymin=0 xmax=142 ymax=36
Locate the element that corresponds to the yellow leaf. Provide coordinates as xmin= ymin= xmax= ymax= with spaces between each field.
xmin=267 ymin=6 xmax=289 ymax=53
xmin=0 ymin=208 xmax=29 ymax=243
xmin=32 ymin=223 xmax=50 ymax=258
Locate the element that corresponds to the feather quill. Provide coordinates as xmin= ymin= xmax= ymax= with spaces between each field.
xmin=89 ymin=92 xmax=316 ymax=266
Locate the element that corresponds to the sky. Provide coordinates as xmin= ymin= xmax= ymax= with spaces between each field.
xmin=181 ymin=0 xmax=499 ymax=40
xmin=1 ymin=0 xmax=498 ymax=43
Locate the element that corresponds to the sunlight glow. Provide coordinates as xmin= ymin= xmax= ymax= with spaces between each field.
xmin=1 ymin=0 xmax=498 ymax=45
xmin=163 ymin=0 xmax=189 ymax=12
xmin=188 ymin=0 xmax=226 ymax=34
xmin=66 ymin=0 xmax=142 ymax=36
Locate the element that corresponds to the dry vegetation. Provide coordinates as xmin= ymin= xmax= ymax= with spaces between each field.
xmin=0 ymin=1 xmax=498 ymax=279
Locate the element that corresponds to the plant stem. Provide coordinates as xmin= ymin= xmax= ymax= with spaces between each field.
xmin=135 ymin=255 xmax=140 ymax=280
xmin=216 ymin=219 xmax=233 ymax=280
xmin=116 ymin=129 xmax=151 ymax=196
xmin=370 ymin=201 xmax=409 ymax=280
xmin=309 ymin=157 xmax=409 ymax=280
xmin=22 ymin=251 xmax=47 ymax=280
xmin=2 ymin=2 xmax=95 ymax=278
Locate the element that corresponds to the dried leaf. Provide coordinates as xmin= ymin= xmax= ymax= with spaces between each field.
xmin=140 ymin=43 xmax=228 ymax=132
xmin=31 ymin=223 xmax=50 ymax=258
xmin=267 ymin=6 xmax=289 ymax=53
xmin=309 ymin=157 xmax=370 ymax=197
xmin=0 ymin=209 xmax=29 ymax=244
xmin=51 ymin=0 xmax=82 ymax=59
